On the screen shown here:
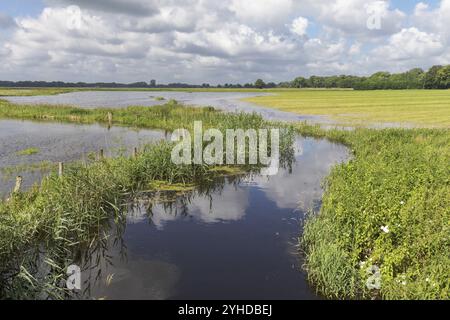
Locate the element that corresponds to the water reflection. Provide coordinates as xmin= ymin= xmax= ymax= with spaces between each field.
xmin=254 ymin=138 xmax=349 ymax=210
xmin=70 ymin=136 xmax=348 ymax=300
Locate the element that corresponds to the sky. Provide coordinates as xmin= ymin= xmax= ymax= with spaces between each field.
xmin=0 ymin=0 xmax=449 ymax=84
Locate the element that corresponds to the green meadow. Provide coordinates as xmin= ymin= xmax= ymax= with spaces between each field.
xmin=244 ymin=89 xmax=450 ymax=128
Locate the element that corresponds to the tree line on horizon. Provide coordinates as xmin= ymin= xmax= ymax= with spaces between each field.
xmin=286 ymin=65 xmax=450 ymax=90
xmin=0 ymin=65 xmax=448 ymax=90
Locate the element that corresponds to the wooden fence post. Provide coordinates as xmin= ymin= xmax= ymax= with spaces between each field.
xmin=58 ymin=162 xmax=64 ymax=178
xmin=13 ymin=176 xmax=23 ymax=193
xmin=99 ymin=149 xmax=104 ymax=160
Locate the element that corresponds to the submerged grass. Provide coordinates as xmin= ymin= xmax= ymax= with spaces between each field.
xmin=15 ymin=148 xmax=40 ymax=156
xmin=296 ymin=123 xmax=450 ymax=300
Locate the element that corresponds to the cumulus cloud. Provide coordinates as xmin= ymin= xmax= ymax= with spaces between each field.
xmin=290 ymin=17 xmax=309 ymax=36
xmin=311 ymin=0 xmax=406 ymax=38
xmin=0 ymin=0 xmax=449 ymax=82
xmin=412 ymin=0 xmax=450 ymax=42
xmin=374 ymin=28 xmax=444 ymax=61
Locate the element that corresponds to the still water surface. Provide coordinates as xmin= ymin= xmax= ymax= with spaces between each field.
xmin=76 ymin=137 xmax=348 ymax=300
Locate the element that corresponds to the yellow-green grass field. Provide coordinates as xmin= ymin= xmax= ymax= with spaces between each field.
xmin=244 ymin=90 xmax=450 ymax=128
xmin=0 ymin=88 xmax=81 ymax=96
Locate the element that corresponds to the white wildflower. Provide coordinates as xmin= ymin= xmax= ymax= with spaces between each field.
xmin=381 ymin=225 xmax=390 ymax=233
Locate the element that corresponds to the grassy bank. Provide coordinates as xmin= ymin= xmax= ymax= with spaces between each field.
xmin=0 ymin=88 xmax=80 ymax=97
xmin=0 ymin=99 xmax=265 ymax=131
xmin=245 ymin=90 xmax=450 ymax=128
xmin=296 ymin=124 xmax=450 ymax=300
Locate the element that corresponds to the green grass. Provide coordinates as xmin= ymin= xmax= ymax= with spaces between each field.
xmin=0 ymin=99 xmax=267 ymax=132
xmin=245 ymin=90 xmax=450 ymax=128
xmin=1 ymin=162 xmax=55 ymax=176
xmin=296 ymin=124 xmax=450 ymax=300
xmin=15 ymin=148 xmax=40 ymax=156
xmin=0 ymin=88 xmax=80 ymax=97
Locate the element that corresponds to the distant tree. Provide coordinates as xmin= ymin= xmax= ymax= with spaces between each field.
xmin=150 ymin=79 xmax=156 ymax=87
xmin=278 ymin=81 xmax=291 ymax=88
xmin=292 ymin=77 xmax=308 ymax=88
xmin=255 ymin=79 xmax=266 ymax=89
xmin=437 ymin=65 xmax=450 ymax=89
xmin=424 ymin=65 xmax=443 ymax=89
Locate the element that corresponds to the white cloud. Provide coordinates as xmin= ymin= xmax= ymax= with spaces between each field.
xmin=290 ymin=17 xmax=309 ymax=36
xmin=306 ymin=0 xmax=406 ymax=38
xmin=412 ymin=0 xmax=450 ymax=42
xmin=373 ymin=27 xmax=444 ymax=61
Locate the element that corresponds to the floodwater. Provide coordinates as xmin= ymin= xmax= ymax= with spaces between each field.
xmin=4 ymin=91 xmax=331 ymax=124
xmin=1 ymin=93 xmax=351 ymax=299
xmin=0 ymin=119 xmax=165 ymax=196
xmin=75 ymin=137 xmax=349 ymax=300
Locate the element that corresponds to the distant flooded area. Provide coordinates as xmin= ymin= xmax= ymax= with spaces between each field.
xmin=4 ymin=91 xmax=331 ymax=124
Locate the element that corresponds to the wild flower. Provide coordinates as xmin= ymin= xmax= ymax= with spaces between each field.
xmin=381 ymin=225 xmax=390 ymax=233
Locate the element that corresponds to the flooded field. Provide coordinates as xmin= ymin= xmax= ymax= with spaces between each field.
xmin=75 ymin=137 xmax=349 ymax=300
xmin=4 ymin=91 xmax=331 ymax=124
xmin=0 ymin=96 xmax=350 ymax=299
xmin=0 ymin=119 xmax=165 ymax=196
